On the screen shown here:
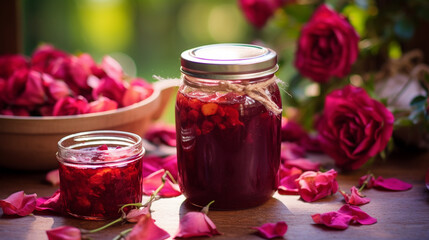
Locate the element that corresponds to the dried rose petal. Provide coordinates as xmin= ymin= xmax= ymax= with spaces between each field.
xmin=46 ymin=169 xmax=60 ymax=186
xmin=101 ymin=55 xmax=123 ymax=80
xmin=340 ymin=186 xmax=370 ymax=205
xmin=52 ymin=96 xmax=89 ymax=116
xmin=0 ymin=191 xmax=37 ymax=216
xmin=337 ymin=205 xmax=377 ymax=225
xmin=283 ymin=158 xmax=320 ymax=171
xmin=46 ymin=225 xmax=81 ymax=240
xmin=174 ymin=212 xmax=221 ymax=238
xmin=122 ymin=78 xmax=154 ymax=107
xmin=126 ymin=213 xmax=170 ymax=240
xmin=311 ymin=211 xmax=353 ymax=230
xmin=252 ymin=221 xmax=288 ymax=239
xmin=296 ymin=169 xmax=338 ymax=202
xmin=35 ymin=189 xmax=63 ymax=214
xmin=87 ymin=96 xmax=118 ymax=113
xmin=373 ymin=176 xmax=413 ymax=191
xmin=143 ymin=169 xmax=181 ymax=198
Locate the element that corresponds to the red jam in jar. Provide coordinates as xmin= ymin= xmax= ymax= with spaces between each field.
xmin=176 ymin=44 xmax=282 ymax=210
xmin=57 ymin=130 xmax=144 ymax=220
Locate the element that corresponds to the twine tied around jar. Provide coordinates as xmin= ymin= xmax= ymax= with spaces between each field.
xmin=153 ymin=75 xmax=283 ymax=115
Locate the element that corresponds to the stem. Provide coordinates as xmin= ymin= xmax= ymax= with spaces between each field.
xmin=165 ymin=170 xmax=178 ymax=185
xmin=358 ymin=173 xmax=374 ymax=192
xmin=88 ymin=217 xmax=123 ymax=234
xmin=201 ymin=200 xmax=215 ymax=215
xmin=112 ymin=228 xmax=133 ymax=240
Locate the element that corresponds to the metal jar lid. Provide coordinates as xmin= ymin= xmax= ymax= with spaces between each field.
xmin=180 ymin=43 xmax=278 ymax=80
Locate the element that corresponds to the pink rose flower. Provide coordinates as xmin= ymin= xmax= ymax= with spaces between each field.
xmin=0 ymin=191 xmax=37 ymax=216
xmin=46 ymin=226 xmax=81 ymax=240
xmin=252 ymin=221 xmax=288 ymax=239
xmin=52 ymin=96 xmax=89 ymax=116
xmin=317 ymin=85 xmax=394 ymax=170
xmin=239 ymin=0 xmax=283 ymax=28
xmin=295 ymin=169 xmax=338 ymax=202
xmin=0 ymin=54 xmax=28 ymax=79
xmin=294 ymin=4 xmax=359 ymax=82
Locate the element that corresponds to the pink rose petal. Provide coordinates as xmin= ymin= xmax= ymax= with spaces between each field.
xmin=126 ymin=213 xmax=170 ymax=240
xmin=35 ymin=189 xmax=63 ymax=214
xmin=278 ymin=173 xmax=300 ymax=195
xmin=143 ymin=169 xmax=181 ymax=198
xmin=144 ymin=124 xmax=176 ymax=147
xmin=373 ymin=176 xmax=413 ymax=191
xmin=252 ymin=221 xmax=288 ymax=239
xmin=358 ymin=174 xmax=376 ymax=189
xmin=175 ymin=212 xmax=221 ymax=238
xmin=338 ymin=204 xmax=377 ymax=225
xmin=46 ymin=169 xmax=60 ymax=186
xmin=0 ymin=191 xmax=37 ymax=216
xmin=312 ymin=211 xmax=353 ymax=230
xmin=340 ymin=186 xmax=370 ymax=205
xmin=142 ymin=155 xmax=178 ymax=180
xmin=126 ymin=206 xmax=151 ymax=223
xmin=46 ymin=225 xmax=81 ymax=240
xmin=283 ymin=158 xmax=320 ymax=171
xmin=280 ymin=142 xmax=306 ymax=161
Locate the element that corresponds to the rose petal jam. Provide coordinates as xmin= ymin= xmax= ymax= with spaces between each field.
xmin=177 ymin=44 xmax=282 ymax=210
xmin=57 ymin=131 xmax=144 ymax=220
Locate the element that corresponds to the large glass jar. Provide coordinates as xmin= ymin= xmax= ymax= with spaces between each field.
xmin=176 ymin=44 xmax=282 ymax=210
xmin=57 ymin=130 xmax=144 ymax=220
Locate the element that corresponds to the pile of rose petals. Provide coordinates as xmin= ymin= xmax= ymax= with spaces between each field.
xmin=0 ymin=44 xmax=153 ymax=117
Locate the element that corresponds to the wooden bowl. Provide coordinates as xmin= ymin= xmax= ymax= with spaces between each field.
xmin=0 ymin=80 xmax=178 ymax=171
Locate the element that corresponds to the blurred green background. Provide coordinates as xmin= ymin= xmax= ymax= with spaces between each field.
xmin=22 ymin=0 xmax=253 ymax=80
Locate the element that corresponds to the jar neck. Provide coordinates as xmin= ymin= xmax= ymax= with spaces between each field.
xmin=183 ymin=74 xmax=275 ymax=88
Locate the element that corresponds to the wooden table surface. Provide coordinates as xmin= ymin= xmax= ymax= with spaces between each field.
xmin=1 ymin=149 xmax=429 ymax=240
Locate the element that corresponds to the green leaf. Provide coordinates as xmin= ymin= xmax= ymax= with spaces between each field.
xmin=410 ymin=95 xmax=427 ymax=107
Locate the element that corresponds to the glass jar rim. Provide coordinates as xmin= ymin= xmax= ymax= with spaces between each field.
xmin=57 ymin=130 xmax=144 ymax=165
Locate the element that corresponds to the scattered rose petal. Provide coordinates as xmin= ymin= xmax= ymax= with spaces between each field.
xmin=252 ymin=221 xmax=288 ymax=239
xmin=143 ymin=169 xmax=181 ymax=198
xmin=280 ymin=142 xmax=306 ymax=161
xmin=373 ymin=176 xmax=413 ymax=191
xmin=0 ymin=191 xmax=37 ymax=216
xmin=312 ymin=204 xmax=376 ymax=229
xmin=142 ymin=155 xmax=178 ymax=180
xmin=340 ymin=186 xmax=370 ymax=205
xmin=46 ymin=169 xmax=60 ymax=186
xmin=311 ymin=211 xmax=353 ymax=230
xmin=46 ymin=225 xmax=81 ymax=240
xmin=337 ymin=205 xmax=377 ymax=225
xmin=278 ymin=173 xmax=300 ymax=195
xmin=126 ymin=213 xmax=170 ymax=240
xmin=126 ymin=205 xmax=151 ymax=223
xmin=283 ymin=158 xmax=320 ymax=171
xmin=144 ymin=124 xmax=176 ymax=147
xmin=296 ymin=169 xmax=338 ymax=202
xmin=175 ymin=212 xmax=221 ymax=238
xmin=358 ymin=174 xmax=376 ymax=189
xmin=35 ymin=189 xmax=63 ymax=214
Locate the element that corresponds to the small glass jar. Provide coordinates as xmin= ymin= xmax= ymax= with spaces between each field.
xmin=176 ymin=43 xmax=282 ymax=210
xmin=57 ymin=130 xmax=144 ymax=220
